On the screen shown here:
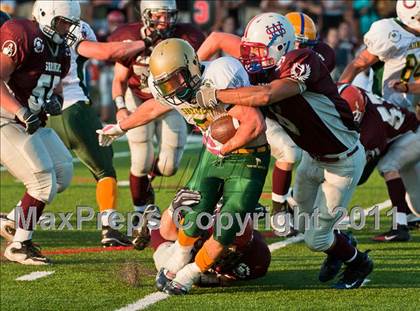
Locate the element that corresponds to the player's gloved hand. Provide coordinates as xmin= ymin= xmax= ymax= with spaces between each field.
xmin=388 ymin=79 xmax=408 ymax=93
xmin=15 ymin=107 xmax=41 ymax=135
xmin=96 ymin=122 xmax=126 ymax=147
xmin=44 ymin=94 xmax=63 ymax=116
xmin=143 ymin=30 xmax=161 ymax=50
xmin=168 ymin=188 xmax=201 ymax=216
xmin=196 ymin=84 xmax=218 ymax=109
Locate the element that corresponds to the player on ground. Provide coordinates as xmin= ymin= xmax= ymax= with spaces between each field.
xmin=339 ymin=1 xmax=420 ymax=113
xmin=195 ymin=13 xmax=373 ymax=289
xmin=197 ymin=12 xmax=336 ymax=236
xmin=108 ymin=0 xmax=205 ymax=246
xmin=97 ymin=38 xmax=269 ymax=295
xmin=0 ymin=0 xmax=79 ymax=265
xmin=338 ymin=84 xmax=420 ymax=241
xmin=151 ymin=188 xmax=270 ymax=286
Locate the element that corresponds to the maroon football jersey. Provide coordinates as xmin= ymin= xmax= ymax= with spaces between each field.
xmin=108 ymin=22 xmax=205 ymax=101
xmin=360 ymin=91 xmax=419 ymax=157
xmin=265 ymin=48 xmax=358 ymax=156
xmin=312 ymin=41 xmax=336 ymax=73
xmin=1 ymin=19 xmax=70 ymax=109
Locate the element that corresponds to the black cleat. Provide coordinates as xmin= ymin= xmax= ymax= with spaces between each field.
xmin=101 ymin=226 xmax=132 ymax=247
xmin=334 ymin=251 xmax=373 ymax=289
xmin=156 ymin=268 xmax=173 ymax=291
xmin=4 ymin=240 xmax=51 ymax=265
xmin=132 ymin=205 xmax=161 ymax=250
xmin=164 ymin=280 xmax=188 ymax=295
xmin=372 ymin=224 xmax=411 ymax=242
xmin=319 ymin=231 xmax=358 ymax=282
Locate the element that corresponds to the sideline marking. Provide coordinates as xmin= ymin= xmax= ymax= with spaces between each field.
xmin=16 ymin=271 xmax=55 ymax=281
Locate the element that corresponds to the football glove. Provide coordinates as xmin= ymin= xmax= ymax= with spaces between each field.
xmin=15 ymin=107 xmax=41 ymax=135
xmin=168 ymin=188 xmax=201 ymax=217
xmin=96 ymin=123 xmax=126 ymax=146
xmin=196 ymin=84 xmax=218 ymax=109
xmin=44 ymin=94 xmax=63 ymax=116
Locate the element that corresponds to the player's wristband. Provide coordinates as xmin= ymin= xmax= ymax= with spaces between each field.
xmin=114 ymin=96 xmax=126 ymax=110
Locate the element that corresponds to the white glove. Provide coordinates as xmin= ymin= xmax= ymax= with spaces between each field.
xmin=195 ymin=84 xmax=218 ymax=109
xmin=96 ymin=123 xmax=125 ymax=146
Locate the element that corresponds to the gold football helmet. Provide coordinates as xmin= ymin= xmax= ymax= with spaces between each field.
xmin=150 ymin=38 xmax=202 ymax=104
xmin=285 ymin=12 xmax=318 ymax=47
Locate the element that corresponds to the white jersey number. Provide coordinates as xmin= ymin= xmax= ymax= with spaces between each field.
xmin=376 ymin=106 xmax=405 ymax=130
xmin=28 ymin=74 xmax=61 ymax=113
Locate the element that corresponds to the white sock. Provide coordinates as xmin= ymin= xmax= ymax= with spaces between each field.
xmin=13 ymin=228 xmax=33 ymax=242
xmin=134 ymin=205 xmax=147 ymax=213
xmin=396 ymin=212 xmax=408 ymax=226
xmin=7 ymin=208 xmax=17 ymax=222
xmin=173 ymin=262 xmax=201 ymax=290
xmin=272 ymin=193 xmax=287 ymax=203
xmin=101 ymin=209 xmax=117 ymax=227
xmin=165 ymin=241 xmax=194 ymax=274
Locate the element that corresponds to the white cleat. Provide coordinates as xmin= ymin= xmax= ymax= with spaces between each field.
xmin=0 ymin=214 xmax=16 ymax=242
xmin=4 ymin=240 xmax=51 ymax=265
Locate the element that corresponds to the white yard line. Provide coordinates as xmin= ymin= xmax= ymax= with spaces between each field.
xmin=115 ymin=292 xmax=170 ymax=311
xmin=15 ymin=271 xmax=55 ymax=281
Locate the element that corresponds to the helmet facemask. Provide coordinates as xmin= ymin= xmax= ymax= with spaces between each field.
xmin=45 ymin=15 xmax=80 ymax=46
xmin=143 ymin=8 xmax=178 ymax=37
xmin=153 ymin=67 xmax=201 ymax=105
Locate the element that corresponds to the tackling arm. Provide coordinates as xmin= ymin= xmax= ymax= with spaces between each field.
xmin=197 ymin=32 xmax=242 ymax=61
xmin=221 ymin=105 xmax=266 ymax=155
xmin=0 ymin=54 xmax=21 ymax=114
xmin=118 ymin=98 xmax=172 ymax=131
xmin=112 ymin=62 xmax=130 ymax=99
xmin=216 ymin=78 xmax=301 ymax=107
xmin=76 ymin=40 xmax=146 ymax=62
xmin=339 ymin=49 xmax=379 ymax=83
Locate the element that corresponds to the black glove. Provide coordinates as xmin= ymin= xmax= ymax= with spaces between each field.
xmin=143 ymin=30 xmax=161 ymax=50
xmin=16 ymin=107 xmax=41 ymax=134
xmin=44 ymin=94 xmax=63 ymax=116
xmin=168 ymin=188 xmax=201 ymax=215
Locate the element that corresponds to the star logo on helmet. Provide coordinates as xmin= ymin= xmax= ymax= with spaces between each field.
xmin=291 ymin=63 xmax=311 ymax=82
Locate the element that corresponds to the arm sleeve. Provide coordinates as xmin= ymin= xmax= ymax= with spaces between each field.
xmin=363 ymin=20 xmax=397 ymax=62
xmin=277 ymin=49 xmax=321 ymax=87
xmin=0 ymin=21 xmax=28 ymax=65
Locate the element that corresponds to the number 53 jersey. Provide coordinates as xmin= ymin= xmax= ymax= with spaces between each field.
xmin=364 ymin=18 xmax=420 ymax=110
xmin=0 ymin=19 xmax=70 ymax=123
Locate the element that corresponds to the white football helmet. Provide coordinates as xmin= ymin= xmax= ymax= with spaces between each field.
xmin=240 ymin=13 xmax=296 ymax=73
xmin=32 ymin=0 xmax=81 ymax=46
xmin=396 ymin=0 xmax=420 ymax=32
xmin=140 ymin=0 xmax=177 ymax=35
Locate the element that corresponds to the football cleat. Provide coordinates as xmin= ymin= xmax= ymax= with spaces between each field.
xmin=334 ymin=251 xmax=373 ymax=290
xmin=319 ymin=231 xmax=358 ymax=282
xmin=372 ymin=225 xmax=411 ymax=242
xmin=132 ymin=204 xmax=161 ymax=250
xmin=156 ymin=268 xmax=174 ymax=291
xmin=101 ymin=226 xmax=132 ymax=247
xmin=4 ymin=240 xmax=51 ymax=265
xmin=163 ymin=280 xmax=189 ymax=295
xmin=0 ymin=214 xmax=16 ymax=242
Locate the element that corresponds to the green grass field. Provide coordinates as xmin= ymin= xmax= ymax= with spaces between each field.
xmin=1 ymin=139 xmax=419 ymax=311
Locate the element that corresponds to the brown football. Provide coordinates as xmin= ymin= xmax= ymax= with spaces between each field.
xmin=210 ymin=115 xmax=238 ymax=144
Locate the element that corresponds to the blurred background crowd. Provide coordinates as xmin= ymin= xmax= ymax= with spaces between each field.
xmin=1 ymin=0 xmax=397 ymax=120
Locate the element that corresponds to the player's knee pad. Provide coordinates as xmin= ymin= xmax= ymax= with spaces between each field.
xmin=156 ymin=146 xmax=184 ymax=176
xmin=129 ymin=140 xmax=154 ymax=176
xmin=55 ymin=160 xmax=73 ymax=193
xmin=28 ymin=169 xmax=58 ymax=204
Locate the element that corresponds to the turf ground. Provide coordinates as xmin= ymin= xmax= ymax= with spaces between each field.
xmin=1 ymin=139 xmax=419 ymax=311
